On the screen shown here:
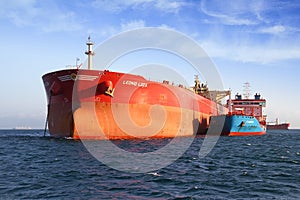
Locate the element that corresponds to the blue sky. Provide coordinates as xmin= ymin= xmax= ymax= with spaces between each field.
xmin=0 ymin=0 xmax=299 ymax=128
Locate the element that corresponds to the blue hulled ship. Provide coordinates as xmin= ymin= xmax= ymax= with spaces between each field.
xmin=208 ymin=84 xmax=266 ymax=136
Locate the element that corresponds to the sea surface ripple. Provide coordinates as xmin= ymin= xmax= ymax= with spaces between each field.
xmin=0 ymin=129 xmax=299 ymax=199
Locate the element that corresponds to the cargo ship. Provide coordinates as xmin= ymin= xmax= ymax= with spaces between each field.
xmin=209 ymin=89 xmax=266 ymax=136
xmin=267 ymin=118 xmax=290 ymax=130
xmin=42 ymin=37 xmax=228 ymax=140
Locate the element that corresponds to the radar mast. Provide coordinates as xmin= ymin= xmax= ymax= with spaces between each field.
xmin=243 ymin=82 xmax=251 ymax=99
xmin=85 ymin=36 xmax=94 ymax=70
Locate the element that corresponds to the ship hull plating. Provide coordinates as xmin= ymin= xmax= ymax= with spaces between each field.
xmin=209 ymin=115 xmax=266 ymax=136
xmin=43 ymin=69 xmax=227 ymax=139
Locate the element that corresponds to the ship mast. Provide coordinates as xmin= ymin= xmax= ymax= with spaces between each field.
xmin=85 ymin=36 xmax=94 ymax=70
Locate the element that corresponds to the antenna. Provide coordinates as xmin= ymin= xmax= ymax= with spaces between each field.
xmin=228 ymin=89 xmax=232 ymax=114
xmin=243 ymin=82 xmax=251 ymax=99
xmin=76 ymin=58 xmax=80 ymax=68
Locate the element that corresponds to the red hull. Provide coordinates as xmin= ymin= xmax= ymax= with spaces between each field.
xmin=267 ymin=123 xmax=290 ymax=130
xmin=42 ymin=69 xmax=228 ymax=139
xmin=229 ymin=131 xmax=266 ymax=136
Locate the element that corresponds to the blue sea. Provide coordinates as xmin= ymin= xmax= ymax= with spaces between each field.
xmin=1 ymin=129 xmax=300 ymax=199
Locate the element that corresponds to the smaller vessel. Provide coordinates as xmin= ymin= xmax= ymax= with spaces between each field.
xmin=267 ymin=118 xmax=290 ymax=130
xmin=208 ymin=88 xmax=266 ymax=136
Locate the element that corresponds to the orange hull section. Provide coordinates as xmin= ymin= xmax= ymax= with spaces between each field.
xmin=46 ymin=102 xmax=211 ymax=139
xmin=72 ymin=102 xmax=211 ymax=140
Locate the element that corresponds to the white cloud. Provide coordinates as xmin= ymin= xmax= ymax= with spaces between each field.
xmin=0 ymin=0 xmax=83 ymax=32
xmin=84 ymin=20 xmax=147 ymax=41
xmin=41 ymin=12 xmax=82 ymax=32
xmin=200 ymin=0 xmax=260 ymax=26
xmin=0 ymin=0 xmax=37 ymax=26
xmin=158 ymin=24 xmax=174 ymax=29
xmin=121 ymin=20 xmax=146 ymax=31
xmin=259 ymin=25 xmax=286 ymax=34
xmin=91 ymin=0 xmax=188 ymax=13
xmin=91 ymin=0 xmax=136 ymax=12
xmin=154 ymin=0 xmax=188 ymax=13
xmin=255 ymin=24 xmax=300 ymax=36
xmin=200 ymin=40 xmax=300 ymax=64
